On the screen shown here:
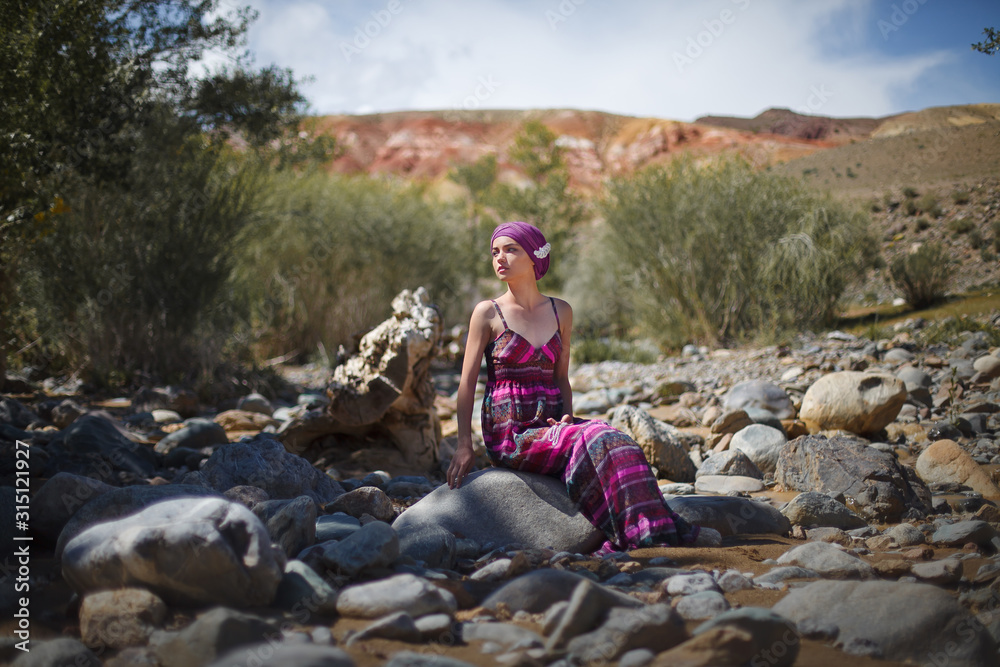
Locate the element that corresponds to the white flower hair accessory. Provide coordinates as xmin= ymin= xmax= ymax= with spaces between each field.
xmin=533 ymin=243 xmax=551 ymax=259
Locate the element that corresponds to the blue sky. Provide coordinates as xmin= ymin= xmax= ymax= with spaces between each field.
xmin=208 ymin=0 xmax=1000 ymax=120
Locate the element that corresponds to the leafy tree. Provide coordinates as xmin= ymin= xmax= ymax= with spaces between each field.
xmin=972 ymin=27 xmax=999 ymax=55
xmin=1 ymin=0 xmax=319 ymax=387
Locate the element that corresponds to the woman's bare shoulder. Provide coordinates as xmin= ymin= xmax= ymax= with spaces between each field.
xmin=549 ymin=297 xmax=573 ymax=320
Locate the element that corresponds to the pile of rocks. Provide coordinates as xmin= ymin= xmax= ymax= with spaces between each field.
xmin=2 ymin=312 xmax=999 ymax=666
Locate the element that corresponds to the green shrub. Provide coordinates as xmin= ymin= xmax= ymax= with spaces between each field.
xmin=949 ymin=217 xmax=975 ymax=235
xmin=917 ymin=194 xmax=943 ymax=218
xmin=918 ymin=315 xmax=1000 ymax=348
xmin=572 ymin=337 xmax=659 ymax=365
xmin=993 ymin=220 xmax=1000 ymax=252
xmin=904 ymin=199 xmax=918 ymax=216
xmin=915 ymin=217 xmax=931 ymax=232
xmin=231 ymin=172 xmax=467 ymax=361
xmin=21 ymin=122 xmax=261 ymax=386
xmin=968 ymin=228 xmax=985 ymax=249
xmin=902 ymin=186 xmax=919 ymax=199
xmin=595 ymin=157 xmax=879 ymax=346
xmin=889 ymin=242 xmax=953 ymax=309
xmin=952 ymin=190 xmax=971 ymax=205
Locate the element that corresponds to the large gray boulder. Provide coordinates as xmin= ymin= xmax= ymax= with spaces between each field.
xmin=773 ymin=580 xmax=998 ymax=666
xmin=730 ymin=424 xmax=787 ymax=474
xmin=56 ymin=484 xmax=223 ymax=560
xmin=775 ymin=435 xmax=930 ymax=523
xmin=30 ymin=472 xmax=115 ymax=543
xmin=780 ymin=492 xmax=867 ymax=530
xmin=392 ymin=468 xmax=603 ymax=553
xmin=198 ymin=436 xmax=344 ymax=504
xmin=723 ymin=380 xmax=795 ymax=419
xmin=799 ymin=372 xmax=906 ymax=434
xmin=62 ymin=497 xmax=285 ymax=607
xmin=665 ymin=495 xmax=791 ymax=537
xmin=42 ymin=412 xmax=158 ymax=481
xmin=609 ymin=405 xmax=697 ymax=482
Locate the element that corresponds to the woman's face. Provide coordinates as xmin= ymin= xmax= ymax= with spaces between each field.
xmin=491 ymin=236 xmax=535 ymax=282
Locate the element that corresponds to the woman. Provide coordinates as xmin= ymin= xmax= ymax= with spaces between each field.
xmin=447 ymin=221 xmax=700 ymax=554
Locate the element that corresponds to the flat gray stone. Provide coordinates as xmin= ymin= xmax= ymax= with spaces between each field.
xmin=694 ymin=474 xmax=765 ymax=494
xmin=154 ymin=419 xmax=228 ymax=454
xmin=336 ymin=574 xmax=457 ymax=619
xmin=482 ymin=569 xmax=642 ymax=614
xmin=273 ymin=559 xmax=339 ymax=616
xmin=756 ymin=566 xmax=820 ymax=585
xmin=885 ymin=523 xmax=925 ymax=547
xmin=666 ymin=495 xmax=791 ymax=537
xmin=254 ymin=496 xmax=317 ymax=558
xmin=11 ymin=638 xmax=100 ymax=667
xmin=154 ymin=607 xmax=276 ymax=667
xmin=207 ymin=643 xmax=354 ymax=667
xmin=318 ymin=520 xmax=399 ymax=577
xmin=392 ymin=468 xmax=603 ymax=553
xmin=348 ymin=612 xmax=421 ymax=645
xmin=397 ymin=524 xmax=456 ymax=570
xmin=773 ymin=580 xmax=998 ymax=665
xmin=674 ymin=590 xmax=730 ymax=621
xmin=316 ymin=513 xmax=361 ymax=542
xmin=931 ymin=520 xmax=998 ymax=547
xmin=566 ymin=604 xmax=687 ymax=663
xmin=696 ymin=450 xmax=763 ymax=479
xmin=776 ymin=542 xmax=875 ymax=580
xmin=664 ymin=571 xmax=720 ymax=596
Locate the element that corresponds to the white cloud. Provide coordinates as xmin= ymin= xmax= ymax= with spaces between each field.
xmin=237 ymin=0 xmax=957 ymax=120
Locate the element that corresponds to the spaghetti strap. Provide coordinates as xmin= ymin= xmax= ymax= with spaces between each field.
xmin=491 ymin=299 xmax=509 ymax=330
xmin=549 ymin=297 xmax=560 ymax=329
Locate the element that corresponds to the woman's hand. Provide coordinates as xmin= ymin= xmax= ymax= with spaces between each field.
xmin=447 ymin=442 xmax=476 ymax=489
xmin=546 ymin=414 xmax=574 ymax=426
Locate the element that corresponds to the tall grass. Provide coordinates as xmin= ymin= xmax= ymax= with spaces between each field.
xmin=230 ymin=172 xmax=469 ymax=361
xmin=594 ymin=157 xmax=879 ymax=347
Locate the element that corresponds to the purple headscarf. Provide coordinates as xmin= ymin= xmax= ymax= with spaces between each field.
xmin=490 ymin=221 xmax=551 ymax=280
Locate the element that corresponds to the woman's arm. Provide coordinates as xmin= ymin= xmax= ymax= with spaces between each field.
xmin=447 ymin=300 xmax=494 ymax=489
xmin=553 ymin=299 xmax=574 ymax=420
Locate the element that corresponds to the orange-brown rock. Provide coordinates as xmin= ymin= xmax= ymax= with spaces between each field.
xmin=915 ymin=439 xmax=1000 ymax=500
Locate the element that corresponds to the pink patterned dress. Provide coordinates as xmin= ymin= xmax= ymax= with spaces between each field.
xmin=482 ymin=299 xmax=699 ymax=554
